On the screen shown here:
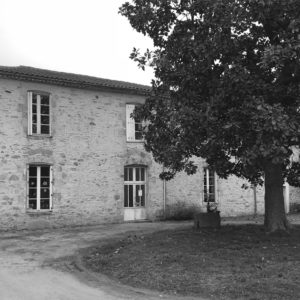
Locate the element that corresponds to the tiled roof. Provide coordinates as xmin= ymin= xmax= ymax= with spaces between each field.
xmin=0 ymin=65 xmax=151 ymax=95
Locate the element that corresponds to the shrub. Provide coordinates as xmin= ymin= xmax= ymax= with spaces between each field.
xmin=165 ymin=201 xmax=201 ymax=220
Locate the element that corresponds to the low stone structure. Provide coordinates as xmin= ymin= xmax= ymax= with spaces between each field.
xmin=194 ymin=212 xmax=221 ymax=229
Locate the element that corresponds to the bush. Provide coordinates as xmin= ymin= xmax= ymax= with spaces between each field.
xmin=165 ymin=201 xmax=201 ymax=220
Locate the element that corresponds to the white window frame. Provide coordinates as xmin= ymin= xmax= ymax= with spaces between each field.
xmin=124 ymin=166 xmax=146 ymax=208
xmin=28 ymin=91 xmax=51 ymax=136
xmin=126 ymin=104 xmax=143 ymax=142
xmin=203 ymin=168 xmax=217 ymax=203
xmin=27 ymin=164 xmax=53 ymax=211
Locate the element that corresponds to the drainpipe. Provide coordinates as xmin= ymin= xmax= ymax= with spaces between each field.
xmin=253 ymin=185 xmax=257 ymax=217
xmin=163 ymin=178 xmax=166 ymax=219
xmin=163 ymin=166 xmax=166 ymax=219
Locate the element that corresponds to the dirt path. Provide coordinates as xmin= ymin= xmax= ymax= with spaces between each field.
xmin=0 ymin=221 xmax=200 ymax=300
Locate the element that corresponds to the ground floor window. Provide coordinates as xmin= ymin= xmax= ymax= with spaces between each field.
xmin=124 ymin=166 xmax=146 ymax=208
xmin=27 ymin=164 xmax=52 ymax=210
xmin=203 ymin=168 xmax=216 ymax=202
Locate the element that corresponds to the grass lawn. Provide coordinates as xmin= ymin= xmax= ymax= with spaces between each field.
xmin=82 ymin=224 xmax=300 ymax=300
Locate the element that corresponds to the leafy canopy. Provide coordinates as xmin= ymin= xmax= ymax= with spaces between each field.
xmin=120 ymin=0 xmax=300 ymax=184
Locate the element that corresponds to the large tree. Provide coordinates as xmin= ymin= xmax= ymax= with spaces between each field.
xmin=120 ymin=0 xmax=300 ymax=232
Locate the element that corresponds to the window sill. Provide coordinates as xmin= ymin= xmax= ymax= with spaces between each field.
xmin=124 ymin=207 xmax=146 ymax=209
xmin=127 ymin=140 xmax=144 ymax=143
xmin=27 ymin=134 xmax=52 ymax=139
xmin=26 ymin=210 xmax=53 ymax=215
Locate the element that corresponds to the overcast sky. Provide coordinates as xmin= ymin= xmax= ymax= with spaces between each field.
xmin=0 ymin=0 xmax=154 ymax=85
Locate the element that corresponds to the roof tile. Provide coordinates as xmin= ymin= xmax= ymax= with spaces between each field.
xmin=0 ymin=65 xmax=151 ymax=95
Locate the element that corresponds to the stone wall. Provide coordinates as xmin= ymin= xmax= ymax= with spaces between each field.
xmin=165 ymin=158 xmax=265 ymax=218
xmin=289 ymin=186 xmax=300 ymax=213
xmin=1 ymin=77 xmax=298 ymax=231
xmin=0 ymin=78 xmax=164 ymax=230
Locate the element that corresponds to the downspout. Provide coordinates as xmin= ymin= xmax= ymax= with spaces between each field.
xmin=253 ymin=185 xmax=257 ymax=217
xmin=163 ymin=178 xmax=166 ymax=219
xmin=163 ymin=166 xmax=166 ymax=219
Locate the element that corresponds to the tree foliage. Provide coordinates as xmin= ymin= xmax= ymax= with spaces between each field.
xmin=120 ymin=0 xmax=300 ymax=188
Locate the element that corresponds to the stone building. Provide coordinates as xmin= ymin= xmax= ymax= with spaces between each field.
xmin=0 ymin=66 xmax=295 ymax=230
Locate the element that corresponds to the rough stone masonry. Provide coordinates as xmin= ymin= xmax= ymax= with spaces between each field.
xmin=0 ymin=67 xmax=296 ymax=231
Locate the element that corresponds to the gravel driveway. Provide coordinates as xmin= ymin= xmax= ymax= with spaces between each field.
xmin=0 ymin=215 xmax=299 ymax=300
xmin=0 ymin=221 xmax=199 ymax=300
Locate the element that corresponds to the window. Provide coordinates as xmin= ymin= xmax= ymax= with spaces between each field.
xmin=28 ymin=91 xmax=51 ymax=135
xmin=124 ymin=166 xmax=146 ymax=207
xmin=126 ymin=104 xmax=143 ymax=141
xmin=27 ymin=165 xmax=53 ymax=210
xmin=203 ymin=168 xmax=216 ymax=202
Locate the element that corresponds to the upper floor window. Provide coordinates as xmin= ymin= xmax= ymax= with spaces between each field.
xmin=27 ymin=164 xmax=53 ymax=211
xmin=28 ymin=91 xmax=51 ymax=136
xmin=126 ymin=104 xmax=143 ymax=142
xmin=203 ymin=168 xmax=216 ymax=202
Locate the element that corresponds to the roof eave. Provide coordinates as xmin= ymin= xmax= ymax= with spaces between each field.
xmin=0 ymin=71 xmax=151 ymax=96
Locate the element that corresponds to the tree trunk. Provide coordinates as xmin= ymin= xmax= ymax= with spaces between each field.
xmin=264 ymin=162 xmax=290 ymax=233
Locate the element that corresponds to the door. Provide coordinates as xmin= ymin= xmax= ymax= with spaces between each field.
xmin=124 ymin=166 xmax=146 ymax=221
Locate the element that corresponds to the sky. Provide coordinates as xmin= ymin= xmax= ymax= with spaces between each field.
xmin=0 ymin=0 xmax=154 ymax=85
